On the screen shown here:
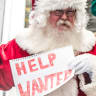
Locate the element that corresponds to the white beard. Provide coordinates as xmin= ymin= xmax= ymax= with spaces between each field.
xmin=15 ymin=21 xmax=96 ymax=96
xmin=16 ymin=23 xmax=80 ymax=96
xmin=16 ymin=22 xmax=95 ymax=54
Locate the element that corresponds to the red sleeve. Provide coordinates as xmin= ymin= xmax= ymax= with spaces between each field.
xmin=0 ymin=40 xmax=15 ymax=90
xmin=0 ymin=39 xmax=29 ymax=90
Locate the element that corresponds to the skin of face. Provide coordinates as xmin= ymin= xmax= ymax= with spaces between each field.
xmin=48 ymin=8 xmax=76 ymax=31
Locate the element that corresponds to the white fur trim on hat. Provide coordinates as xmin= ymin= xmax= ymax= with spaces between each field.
xmin=35 ymin=0 xmax=87 ymax=12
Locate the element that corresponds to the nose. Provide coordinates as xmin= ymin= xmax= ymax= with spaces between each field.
xmin=61 ymin=13 xmax=67 ymax=20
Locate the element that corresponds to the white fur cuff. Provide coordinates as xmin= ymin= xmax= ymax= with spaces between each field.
xmin=80 ymin=82 xmax=96 ymax=96
xmin=79 ymin=74 xmax=96 ymax=96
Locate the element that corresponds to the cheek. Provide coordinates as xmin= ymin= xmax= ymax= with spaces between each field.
xmin=69 ymin=17 xmax=75 ymax=25
xmin=49 ymin=15 xmax=59 ymax=27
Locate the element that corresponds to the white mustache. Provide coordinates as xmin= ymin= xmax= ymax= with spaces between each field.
xmin=57 ymin=20 xmax=72 ymax=27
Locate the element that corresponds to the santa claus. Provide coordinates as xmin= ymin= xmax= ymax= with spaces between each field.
xmin=0 ymin=0 xmax=96 ymax=96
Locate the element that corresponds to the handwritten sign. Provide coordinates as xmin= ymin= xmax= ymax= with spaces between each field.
xmin=10 ymin=46 xmax=75 ymax=96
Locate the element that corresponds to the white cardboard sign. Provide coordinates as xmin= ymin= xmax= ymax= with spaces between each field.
xmin=10 ymin=46 xmax=75 ymax=96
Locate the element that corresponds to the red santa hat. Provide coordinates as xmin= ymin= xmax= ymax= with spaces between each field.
xmin=32 ymin=0 xmax=35 ymax=10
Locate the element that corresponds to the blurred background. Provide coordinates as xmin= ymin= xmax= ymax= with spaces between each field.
xmin=25 ymin=0 xmax=32 ymax=28
xmin=87 ymin=0 xmax=96 ymax=32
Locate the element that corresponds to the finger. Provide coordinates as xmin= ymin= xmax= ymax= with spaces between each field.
xmin=68 ymin=56 xmax=88 ymax=68
xmin=75 ymin=62 xmax=85 ymax=70
xmin=75 ymin=65 xmax=88 ymax=74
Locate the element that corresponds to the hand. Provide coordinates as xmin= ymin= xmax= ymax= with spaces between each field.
xmin=68 ymin=54 xmax=95 ymax=75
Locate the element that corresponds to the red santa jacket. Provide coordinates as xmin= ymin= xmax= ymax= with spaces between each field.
xmin=0 ymin=39 xmax=96 ymax=96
